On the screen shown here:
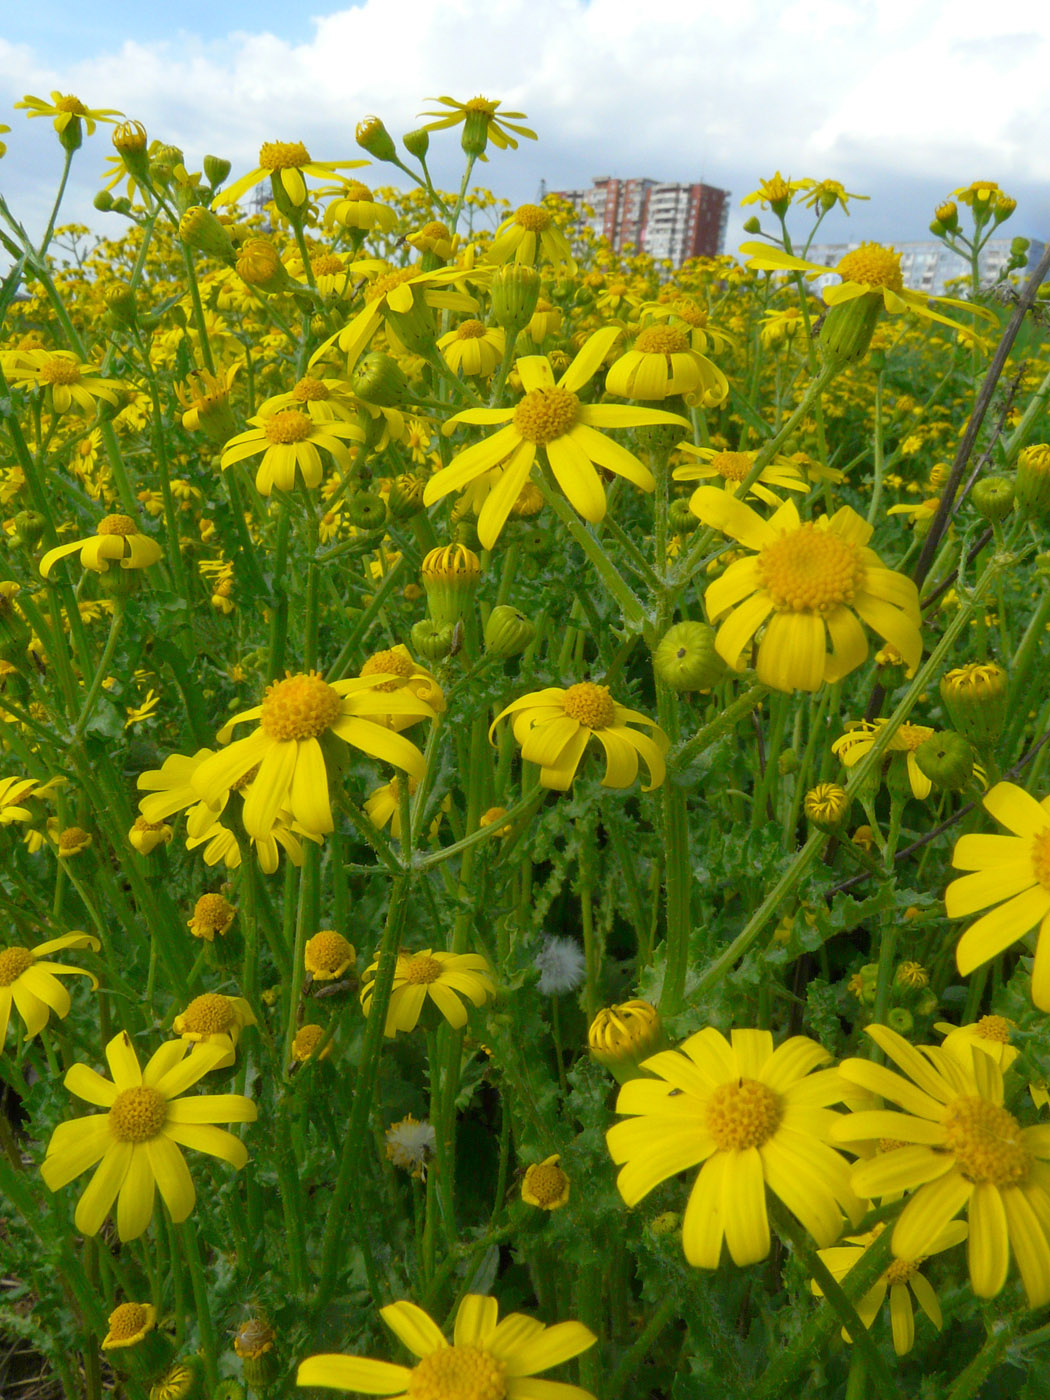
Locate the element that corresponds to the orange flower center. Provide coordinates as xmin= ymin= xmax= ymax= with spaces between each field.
xmin=706 ymin=1077 xmax=782 ymax=1150
xmin=514 ymin=203 xmax=551 ymax=232
xmin=259 ymin=139 xmax=311 ymax=171
xmin=513 ymin=386 xmax=579 ymax=444
xmin=360 ymin=649 xmax=415 ymax=691
xmin=561 ymin=682 xmax=615 ymax=730
xmin=260 ymin=672 xmax=342 ymax=741
xmin=942 ymin=1096 xmax=1030 ymax=1186
xmin=107 ymin=1302 xmax=150 ymax=1340
xmin=0 ymin=946 xmax=34 ymax=986
xmin=455 ymin=319 xmax=488 ymax=340
xmin=756 ymin=523 xmax=864 ymax=614
xmin=293 ymin=1024 xmax=325 ymax=1060
xmin=407 ymin=1345 xmax=507 ymax=1400
xmin=635 ymin=325 xmax=689 ymax=356
xmin=97 ymin=514 xmax=137 ymax=536
xmin=1031 ymin=829 xmax=1050 ymax=890
xmin=108 ymin=1086 xmax=167 ymax=1143
xmin=402 ymin=953 xmax=443 ymax=985
xmin=976 ymin=1015 xmax=1011 ymax=1043
xmin=526 ymin=1161 xmax=568 ymax=1206
xmin=180 ymin=993 xmax=235 ymax=1035
xmin=836 ymin=243 xmax=904 ymax=293
xmin=263 ymin=409 xmax=313 ymax=444
xmin=39 ymin=356 xmax=82 ymax=386
xmin=711 ymin=451 xmax=752 ymax=483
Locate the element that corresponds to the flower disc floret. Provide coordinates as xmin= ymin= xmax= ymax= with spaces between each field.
xmin=562 ymin=682 xmax=615 ymax=729
xmin=361 ymin=650 xmax=415 ymax=690
xmin=305 ymin=930 xmax=355 ymax=978
xmin=455 ymin=319 xmax=487 ymax=339
xmin=179 ymin=994 xmax=235 ymax=1035
xmin=635 ymin=325 xmax=690 ymax=356
xmin=513 ymin=204 xmax=551 ymax=232
xmin=512 ymin=386 xmax=580 ymax=444
xmin=259 ymin=139 xmax=311 ymax=170
xmin=836 ymin=243 xmax=904 ymax=292
xmin=367 ymin=267 xmax=419 ymax=304
xmin=293 ymin=378 xmax=331 ymax=402
xmin=264 ymin=410 xmax=314 ymax=444
xmin=98 ymin=514 xmax=137 ymax=537
xmin=108 ymin=1086 xmax=167 ymax=1142
xmin=40 ymin=357 xmax=82 ymax=385
xmin=107 ymin=1303 xmax=150 ymax=1341
xmin=942 ymin=1096 xmax=1031 ymax=1186
xmin=713 ymin=451 xmax=751 ymax=482
xmin=260 ymin=673 xmax=342 ymax=741
xmin=523 ymin=1158 xmax=569 ymax=1208
xmin=976 ymin=1015 xmax=1010 ymax=1043
xmin=883 ymin=1257 xmax=922 ymax=1285
xmin=403 ymin=953 xmax=444 ymax=985
xmin=1031 ymin=829 xmax=1050 ymax=889
xmin=757 ymin=524 xmax=864 ymax=613
xmin=705 ymin=1078 xmax=782 ymax=1150
xmin=407 ymin=1345 xmax=507 ymax=1400
xmin=0 ymin=946 xmax=34 ymax=985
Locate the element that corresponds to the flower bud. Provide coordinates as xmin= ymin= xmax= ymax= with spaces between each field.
xmin=353 ymin=351 xmax=408 ymax=406
xmin=1016 ymin=443 xmax=1050 ymax=519
xmin=356 ymin=116 xmax=398 ymax=163
xmin=179 ymin=204 xmax=237 ymax=263
xmin=887 ymin=1007 xmax=914 ymax=1035
xmin=421 ymin=544 xmax=481 ymax=627
xmin=149 ymin=144 xmax=184 ymax=188
xmin=8 ymin=511 xmax=46 ymax=548
xmin=236 ymin=236 xmax=292 ymax=292
xmin=914 ymin=731 xmax=975 ymax=791
xmin=939 ymin=662 xmax=1007 ymax=745
xmin=970 ymin=475 xmax=1014 ymax=522
xmin=803 ymin=782 xmax=850 ymax=831
xmin=346 ymin=491 xmax=387 ymax=531
xmin=484 ymin=605 xmax=535 ymax=658
xmin=993 ymin=196 xmax=1017 ymax=225
xmin=203 ymin=154 xmax=232 ymax=187
xmin=104 ymin=282 xmax=138 ymax=329
xmin=742 ymin=216 xmax=762 ymax=234
xmin=819 ymin=291 xmax=882 ymax=370
xmin=668 ymin=498 xmax=698 ymax=535
xmin=588 ymin=1000 xmax=665 ymax=1083
xmin=490 ymin=263 xmax=541 ymax=334
xmin=411 ymin=618 xmax=456 ymax=662
xmin=111 ymin=120 xmax=151 ymax=182
xmin=403 ymin=127 xmax=430 ymax=160
xmin=652 ymin=621 xmax=724 ymax=691
xmin=935 ymin=200 xmax=959 ymax=231
xmin=94 ymin=189 xmax=116 ymax=212
xmin=128 ymin=816 xmax=173 ymax=855
xmin=235 ymin=1318 xmax=278 ymax=1390
xmin=387 ymin=474 xmax=426 ymax=520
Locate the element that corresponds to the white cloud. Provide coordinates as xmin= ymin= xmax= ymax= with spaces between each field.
xmin=1 ymin=0 xmax=1047 ymax=253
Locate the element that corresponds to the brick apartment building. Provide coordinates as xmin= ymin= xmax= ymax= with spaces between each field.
xmin=550 ymin=176 xmax=730 ymax=264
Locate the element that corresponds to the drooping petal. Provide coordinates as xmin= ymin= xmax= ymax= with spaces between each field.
xmin=689 ymin=487 xmax=775 ymax=550
xmin=545 ymin=434 xmax=607 ymax=523
xmin=723 ymin=1147 xmax=771 ymax=1265
xmin=146 ymin=1134 xmax=196 ymax=1223
xmin=116 ymin=1146 xmax=156 ymax=1241
xmin=74 ymin=1141 xmax=133 ymax=1236
xmin=756 ymin=611 xmax=825 ymax=693
xmin=681 ymin=1151 xmax=729 ymax=1268
xmin=967 ymin=1182 xmax=1010 ymax=1297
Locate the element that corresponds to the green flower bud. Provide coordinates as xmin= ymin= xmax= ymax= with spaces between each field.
xmin=411 ymin=618 xmax=456 ymax=662
xmin=777 ymin=749 xmax=799 ymax=776
xmin=1016 ymin=443 xmax=1050 ymax=519
xmin=93 ymin=189 xmax=116 ymax=212
xmin=652 ymin=621 xmax=724 ymax=691
xmin=588 ymin=1000 xmax=665 ymax=1083
xmin=422 ymin=544 xmax=480 ymax=627
xmin=235 ymin=236 xmax=292 ymax=293
xmin=939 ymin=662 xmax=1007 ymax=745
xmin=803 ymin=782 xmax=850 ymax=831
xmin=402 ymin=128 xmax=430 ymax=160
xmin=203 ymin=154 xmax=232 ymax=187
xmin=914 ymin=731 xmax=975 ymax=791
xmin=352 ymin=351 xmax=408 ymax=406
xmin=1011 ymin=235 xmax=1029 ymax=257
xmin=385 ymin=295 xmax=438 ymax=356
xmin=346 ymin=492 xmax=387 ymax=531
xmin=387 ymin=474 xmax=426 ymax=520
xmin=484 ymin=604 xmax=535 ymax=658
xmin=103 ymin=282 xmax=138 ymax=328
xmin=742 ymin=216 xmax=762 ymax=234
xmin=7 ymin=511 xmax=46 ymax=549
xmin=111 ymin=120 xmax=151 ymax=183
xmin=970 ymin=475 xmax=1014 ymax=522
xmin=490 ymin=264 xmax=541 ymax=334
xmin=887 ymin=1007 xmax=914 ymax=1034
xmin=148 ymin=144 xmax=184 ymax=188
xmin=356 ymin=116 xmax=398 ymax=163
xmin=935 ymin=200 xmax=958 ymax=231
xmin=179 ymin=205 xmax=237 ymax=264
xmin=668 ymin=498 xmax=698 ymax=535
xmin=819 ymin=290 xmax=882 ymax=370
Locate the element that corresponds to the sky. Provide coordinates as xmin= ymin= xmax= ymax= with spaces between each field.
xmin=1 ymin=0 xmax=1047 ymax=263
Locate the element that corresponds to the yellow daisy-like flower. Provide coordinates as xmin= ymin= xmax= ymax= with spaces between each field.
xmin=934 ymin=1016 xmax=1019 ymax=1074
xmin=522 ymin=1154 xmax=570 ymax=1211
xmin=692 ymin=491 xmax=922 ymax=693
xmin=15 ymin=92 xmax=122 ymax=137
xmin=674 ymin=444 xmax=808 ymax=509
xmin=419 ymin=95 xmax=538 ymax=152
xmin=172 ymin=992 xmax=256 ymax=1067
xmin=304 ymin=930 xmax=356 ymax=981
xmin=832 ymin=719 xmax=936 ymax=799
xmin=297 ymin=1294 xmax=594 ymax=1398
xmin=487 ymin=204 xmax=575 ymax=268
xmin=739 ymin=173 xmax=806 ymax=211
xmin=40 ymin=1030 xmax=256 ymax=1242
xmin=605 ymin=325 xmax=728 ymax=407
xmin=101 ymin=1301 xmax=157 ymax=1350
xmin=952 ymin=180 xmax=1001 ymax=207
xmin=323 ymin=180 xmax=398 ymax=234
xmin=191 ymin=671 xmax=435 ymax=840
xmin=813 ymin=1221 xmax=966 ymax=1355
xmin=7 ymin=349 xmax=125 ymax=416
xmin=739 ymin=240 xmax=996 ymax=336
xmin=358 ymin=644 xmax=444 ymax=731
xmin=428 ymin=327 xmax=688 ymax=550
xmin=40 ymin=514 xmax=162 ymax=579
xmin=833 ymin=1023 xmax=1050 ymax=1306
xmin=796 ymin=179 xmax=869 ymax=215
xmin=214 ymin=140 xmax=366 ymax=210
xmin=360 ymin=949 xmax=496 ymax=1037
xmin=0 ymin=774 xmax=47 ymax=826
xmin=606 ymin=1027 xmax=859 ymax=1267
xmin=438 ymin=319 xmax=507 ymax=378
xmin=640 ymin=297 xmax=736 ymax=355
xmin=220 ymin=406 xmax=364 ymax=496
xmin=0 ymin=932 xmax=99 ymax=1044
xmin=945 ymin=782 xmax=1050 ymax=1010
xmin=258 ymin=375 xmax=358 ymax=427
xmin=364 ymin=774 xmax=446 ymax=842
xmin=491 ymin=682 xmax=669 ymax=792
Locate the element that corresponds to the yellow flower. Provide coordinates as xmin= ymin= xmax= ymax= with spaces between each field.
xmin=833 ymin=719 xmax=936 ymax=799
xmin=428 ymin=327 xmax=687 ymax=550
xmin=605 ymin=325 xmax=728 ymax=407
xmin=214 ymin=140 xmax=367 ymax=210
xmin=952 ymin=180 xmax=1001 ymax=207
xmin=640 ymin=297 xmax=736 ymax=354
xmin=945 ymin=782 xmax=1050 ymax=1010
xmin=437 ymin=319 xmax=506 ymax=377
xmin=740 ymin=173 xmax=806 ymax=211
xmin=323 ymin=180 xmax=398 ymax=234
xmin=740 ymin=240 xmax=996 ymax=336
xmin=934 ymin=1016 xmax=1019 ymax=1074
xmin=522 ymin=1154 xmax=570 ymax=1210
xmin=487 ymin=204 xmax=575 ymax=268
xmin=190 ymin=671 xmax=435 ymax=839
xmin=40 ymin=1030 xmax=256 ymax=1242
xmin=297 ymin=1294 xmax=594 ymax=1398
xmin=491 ymin=682 xmax=669 ymax=792
xmin=172 ymin=992 xmax=255 ymax=1066
xmin=7 ymin=349 xmax=126 ymax=416
xmin=292 ymin=1023 xmax=330 ymax=1064
xmin=187 ymin=892 xmax=235 ymax=942
xmin=304 ymin=930 xmax=356 ymax=981
xmin=358 ymin=644 xmax=444 ymax=730
xmin=15 ymin=92 xmax=122 ymax=137
xmin=692 ymin=492 xmax=922 ymax=693
xmin=102 ymin=1301 xmax=157 ymax=1350
xmin=796 ymin=179 xmax=869 ymax=214
xmin=813 ymin=1222 xmax=966 ymax=1355
xmin=360 ymin=949 xmax=495 ymax=1037
xmin=0 ymin=774 xmax=47 ymax=826
xmin=364 ymin=774 xmax=446 ymax=841
xmin=220 ymin=406 xmax=364 ymax=496
xmin=49 ymin=822 xmax=93 ymax=857
xmin=607 ymin=1027 xmax=858 ymax=1267
xmin=0 ymin=932 xmax=99 ymax=1043
xmin=40 ymin=514 xmax=162 ymax=578
xmin=833 ymin=1023 xmax=1050 ymax=1306
xmin=673 ymin=444 xmax=808 ymax=509
xmin=419 ymin=95 xmax=538 ymax=153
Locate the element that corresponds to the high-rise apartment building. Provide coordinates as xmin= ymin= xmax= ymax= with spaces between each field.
xmin=551 ymin=177 xmax=730 ymax=264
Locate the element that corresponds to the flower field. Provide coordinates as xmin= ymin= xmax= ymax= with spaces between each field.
xmin=2 ymin=90 xmax=1050 ymax=1400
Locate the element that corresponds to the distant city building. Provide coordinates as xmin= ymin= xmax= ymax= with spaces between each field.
xmin=799 ymin=239 xmax=1046 ymax=298
xmin=550 ymin=176 xmax=730 ymax=264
